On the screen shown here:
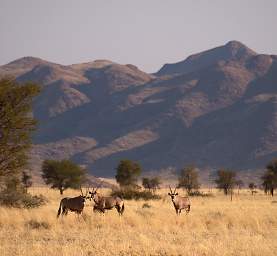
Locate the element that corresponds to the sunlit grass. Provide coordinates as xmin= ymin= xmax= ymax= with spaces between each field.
xmin=0 ymin=188 xmax=276 ymax=256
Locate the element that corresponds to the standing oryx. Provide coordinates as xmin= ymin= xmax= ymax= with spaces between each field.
xmin=57 ymin=187 xmax=89 ymax=218
xmin=88 ymin=187 xmax=125 ymax=215
xmin=168 ymin=186 xmax=191 ymax=215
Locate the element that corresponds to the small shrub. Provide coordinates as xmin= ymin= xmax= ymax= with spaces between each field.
xmin=22 ymin=194 xmax=47 ymax=208
xmin=0 ymin=190 xmax=47 ymax=208
xmin=111 ymin=189 xmax=161 ymax=200
xmin=25 ymin=220 xmax=50 ymax=229
xmin=136 ymin=208 xmax=154 ymax=217
xmin=142 ymin=203 xmax=151 ymax=208
xmin=209 ymin=211 xmax=225 ymax=219
xmin=188 ymin=191 xmax=214 ymax=197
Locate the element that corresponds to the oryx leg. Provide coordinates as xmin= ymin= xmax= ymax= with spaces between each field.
xmin=175 ymin=208 xmax=179 ymax=215
xmin=77 ymin=211 xmax=84 ymax=221
xmin=115 ymin=205 xmax=121 ymax=215
xmin=186 ymin=205 xmax=191 ymax=214
xmin=93 ymin=205 xmax=105 ymax=214
xmin=62 ymin=206 xmax=68 ymax=216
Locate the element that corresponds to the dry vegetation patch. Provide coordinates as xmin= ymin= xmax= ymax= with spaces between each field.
xmin=0 ymin=188 xmax=276 ymax=256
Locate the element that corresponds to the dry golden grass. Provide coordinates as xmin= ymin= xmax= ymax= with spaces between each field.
xmin=0 ymin=188 xmax=277 ymax=256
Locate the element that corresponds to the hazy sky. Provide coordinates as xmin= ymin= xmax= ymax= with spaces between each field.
xmin=1 ymin=0 xmax=277 ymax=72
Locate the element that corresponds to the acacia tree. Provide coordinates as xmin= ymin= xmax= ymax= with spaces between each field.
xmin=178 ymin=165 xmax=200 ymax=194
xmin=261 ymin=159 xmax=277 ymax=196
xmin=142 ymin=177 xmax=161 ymax=192
xmin=0 ymin=78 xmax=40 ymax=178
xmin=0 ymin=78 xmax=45 ymax=208
xmin=214 ymin=169 xmax=238 ymax=198
xmin=41 ymin=159 xmax=87 ymax=194
xmin=115 ymin=159 xmax=141 ymax=187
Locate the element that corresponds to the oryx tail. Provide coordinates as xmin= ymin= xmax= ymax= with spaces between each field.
xmin=57 ymin=200 xmax=63 ymax=218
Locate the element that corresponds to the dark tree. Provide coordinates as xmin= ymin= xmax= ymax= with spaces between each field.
xmin=115 ymin=159 xmax=141 ymax=187
xmin=142 ymin=177 xmax=161 ymax=192
xmin=142 ymin=178 xmax=151 ymax=190
xmin=178 ymin=165 xmax=200 ymax=194
xmin=261 ymin=159 xmax=277 ymax=196
xmin=248 ymin=182 xmax=257 ymax=195
xmin=41 ymin=159 xmax=87 ymax=194
xmin=214 ymin=169 xmax=238 ymax=196
xmin=0 ymin=79 xmax=46 ymax=207
xmin=22 ymin=171 xmax=32 ymax=192
xmin=0 ymin=78 xmax=40 ymax=177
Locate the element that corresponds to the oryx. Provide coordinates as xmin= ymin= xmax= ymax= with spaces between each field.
xmin=88 ymin=187 xmax=125 ymax=215
xmin=57 ymin=187 xmax=89 ymax=218
xmin=168 ymin=186 xmax=191 ymax=215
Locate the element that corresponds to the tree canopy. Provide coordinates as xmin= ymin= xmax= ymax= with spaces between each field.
xmin=261 ymin=159 xmax=277 ymax=196
xmin=214 ymin=169 xmax=238 ymax=195
xmin=41 ymin=159 xmax=87 ymax=194
xmin=0 ymin=78 xmax=40 ymax=177
xmin=115 ymin=159 xmax=141 ymax=187
xmin=178 ymin=165 xmax=200 ymax=194
xmin=142 ymin=177 xmax=161 ymax=192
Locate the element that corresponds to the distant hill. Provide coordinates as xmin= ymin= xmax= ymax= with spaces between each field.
xmin=156 ymin=41 xmax=257 ymax=76
xmin=1 ymin=40 xmax=277 ymax=176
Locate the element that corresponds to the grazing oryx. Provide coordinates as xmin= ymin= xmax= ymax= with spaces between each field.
xmin=89 ymin=187 xmax=125 ymax=215
xmin=168 ymin=186 xmax=191 ymax=215
xmin=57 ymin=187 xmax=89 ymax=218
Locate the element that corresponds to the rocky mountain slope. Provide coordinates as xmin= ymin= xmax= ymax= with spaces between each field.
xmin=1 ymin=41 xmax=277 ymax=176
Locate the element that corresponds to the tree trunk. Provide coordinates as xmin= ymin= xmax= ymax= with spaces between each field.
xmin=271 ymin=188 xmax=274 ymax=197
xmin=59 ymin=187 xmax=64 ymax=195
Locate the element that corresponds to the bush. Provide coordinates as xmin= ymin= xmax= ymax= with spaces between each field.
xmin=0 ymin=175 xmax=47 ymax=208
xmin=142 ymin=203 xmax=151 ymax=208
xmin=25 ymin=220 xmax=50 ymax=229
xmin=188 ymin=191 xmax=214 ymax=197
xmin=111 ymin=188 xmax=161 ymax=200
xmin=0 ymin=190 xmax=47 ymax=208
xmin=22 ymin=194 xmax=47 ymax=208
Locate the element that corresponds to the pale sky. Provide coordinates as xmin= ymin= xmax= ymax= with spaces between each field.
xmin=0 ymin=0 xmax=276 ymax=72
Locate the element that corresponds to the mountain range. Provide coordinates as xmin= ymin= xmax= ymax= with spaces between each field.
xmin=1 ymin=40 xmax=277 ymax=176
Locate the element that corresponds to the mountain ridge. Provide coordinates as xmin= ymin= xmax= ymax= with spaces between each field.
xmin=1 ymin=40 xmax=277 ymax=176
xmin=156 ymin=40 xmax=257 ymax=76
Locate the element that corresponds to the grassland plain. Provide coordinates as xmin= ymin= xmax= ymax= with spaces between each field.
xmin=0 ymin=188 xmax=277 ymax=256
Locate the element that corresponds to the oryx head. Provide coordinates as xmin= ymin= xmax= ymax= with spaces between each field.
xmin=79 ymin=186 xmax=90 ymax=202
xmin=168 ymin=186 xmax=178 ymax=200
xmin=88 ymin=182 xmax=103 ymax=201
xmin=88 ymin=189 xmax=98 ymax=200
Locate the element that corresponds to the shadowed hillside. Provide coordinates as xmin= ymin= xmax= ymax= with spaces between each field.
xmin=1 ymin=41 xmax=277 ymax=176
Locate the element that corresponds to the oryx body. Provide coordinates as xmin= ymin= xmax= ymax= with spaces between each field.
xmin=57 ymin=187 xmax=88 ymax=218
xmin=168 ymin=186 xmax=191 ymax=215
xmin=89 ymin=189 xmax=124 ymax=215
